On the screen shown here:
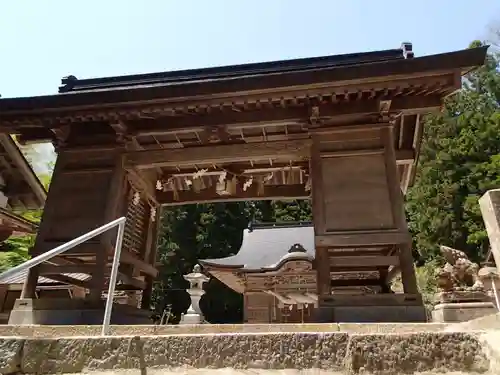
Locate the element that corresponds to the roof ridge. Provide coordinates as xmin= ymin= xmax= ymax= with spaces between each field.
xmin=58 ymin=46 xmax=406 ymax=93
xmin=248 ymin=221 xmax=313 ymax=231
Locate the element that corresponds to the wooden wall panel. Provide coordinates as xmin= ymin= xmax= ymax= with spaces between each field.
xmin=32 ymin=150 xmax=122 ymax=257
xmin=245 ymin=292 xmax=271 ymax=323
xmin=44 ymin=171 xmax=112 ymax=239
xmin=320 ymin=153 xmax=395 ymax=232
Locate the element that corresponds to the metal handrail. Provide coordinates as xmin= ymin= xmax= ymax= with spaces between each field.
xmin=0 ymin=216 xmax=126 ymax=336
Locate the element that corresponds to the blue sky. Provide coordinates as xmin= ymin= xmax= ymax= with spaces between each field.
xmin=1 ymin=1 xmax=499 ymax=171
xmin=1 ymin=1 xmax=499 ymax=99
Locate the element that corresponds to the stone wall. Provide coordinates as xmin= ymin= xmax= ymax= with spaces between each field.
xmin=0 ymin=331 xmax=495 ymax=374
xmin=0 ymin=322 xmax=447 ymax=337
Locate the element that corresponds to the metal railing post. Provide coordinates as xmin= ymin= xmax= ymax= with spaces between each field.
xmin=101 ymin=220 xmax=126 ymax=336
xmin=0 ymin=216 xmax=127 ymax=336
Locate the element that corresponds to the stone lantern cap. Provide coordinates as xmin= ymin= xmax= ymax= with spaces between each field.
xmin=184 ymin=264 xmax=209 ymax=289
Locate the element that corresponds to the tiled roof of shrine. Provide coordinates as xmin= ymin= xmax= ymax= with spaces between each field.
xmin=58 ymin=46 xmax=408 ymax=93
xmin=200 ymin=222 xmax=314 ymax=271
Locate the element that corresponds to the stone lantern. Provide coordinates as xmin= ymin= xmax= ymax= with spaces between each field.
xmin=180 ymin=264 xmax=209 ymax=324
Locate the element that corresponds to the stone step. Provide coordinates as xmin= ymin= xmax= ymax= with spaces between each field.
xmin=0 ymin=322 xmax=448 ymax=337
xmin=0 ymin=330 xmax=495 ymax=374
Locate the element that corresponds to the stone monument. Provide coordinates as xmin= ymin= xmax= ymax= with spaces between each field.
xmin=479 ymin=189 xmax=500 ymax=269
xmin=432 ymin=245 xmax=497 ymax=322
xmin=180 ymin=264 xmax=209 ymax=324
xmin=478 ymin=265 xmax=500 ymax=310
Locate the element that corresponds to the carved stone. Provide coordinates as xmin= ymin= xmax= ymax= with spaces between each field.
xmin=434 ymin=245 xmax=487 ymax=303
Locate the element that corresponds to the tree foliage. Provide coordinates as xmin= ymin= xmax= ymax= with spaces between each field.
xmin=406 ymin=41 xmax=500 ymax=263
xmin=152 ymin=199 xmax=311 ymax=323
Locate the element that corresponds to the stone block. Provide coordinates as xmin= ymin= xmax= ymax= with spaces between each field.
xmin=0 ymin=330 xmax=496 ymax=373
xmin=345 ymin=332 xmax=489 ymax=374
xmin=0 ymin=338 xmax=23 ymax=374
xmin=140 ymin=332 xmax=349 ymax=370
xmin=480 ymin=189 xmax=500 ymax=268
xmin=432 ymin=302 xmax=497 ymax=322
xmin=21 ymin=336 xmax=143 ymax=374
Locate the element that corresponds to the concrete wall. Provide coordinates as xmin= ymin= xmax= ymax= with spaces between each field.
xmin=0 ymin=331 xmax=496 ymax=374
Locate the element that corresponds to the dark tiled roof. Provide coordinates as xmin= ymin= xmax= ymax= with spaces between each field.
xmin=0 ymin=268 xmax=90 ymax=285
xmin=58 ymin=46 xmax=408 ymax=93
xmin=0 ymin=207 xmax=38 ymax=234
xmin=200 ymin=222 xmax=314 ymax=271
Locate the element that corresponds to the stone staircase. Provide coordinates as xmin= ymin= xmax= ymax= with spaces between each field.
xmin=0 ymin=319 xmax=499 ymax=374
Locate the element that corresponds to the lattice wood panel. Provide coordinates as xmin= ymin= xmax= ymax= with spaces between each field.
xmin=123 ymin=187 xmax=149 ymax=257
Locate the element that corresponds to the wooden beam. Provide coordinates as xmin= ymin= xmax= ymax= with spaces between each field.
xmin=395 ymin=149 xmax=415 ymax=165
xmin=133 ymin=96 xmax=443 ymax=136
xmin=120 ymin=250 xmax=158 ymax=277
xmin=158 ymin=184 xmax=309 ymax=206
xmin=118 ymin=273 xmax=146 ymax=290
xmin=316 ymin=231 xmax=411 ymax=247
xmin=43 ymin=274 xmax=90 ymax=289
xmin=330 ymin=255 xmax=399 ymax=268
xmin=38 ymin=264 xmax=94 ymax=275
xmin=125 ymin=139 xmax=312 ymax=169
xmin=330 ymin=278 xmax=382 ymax=287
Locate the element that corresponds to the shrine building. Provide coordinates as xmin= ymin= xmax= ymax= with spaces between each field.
xmin=0 ymin=134 xmax=51 ymax=322
xmin=0 ymin=134 xmax=46 ymax=242
xmin=0 ymin=43 xmax=487 ymax=324
xmin=201 ymin=222 xmax=401 ymax=323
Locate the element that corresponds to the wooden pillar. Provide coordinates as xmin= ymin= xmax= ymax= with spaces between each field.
xmin=315 ymin=248 xmax=331 ymax=296
xmin=90 ymin=152 xmax=127 ymax=302
xmin=24 ymin=145 xmax=128 ymax=303
xmin=21 ymin=151 xmax=66 ymax=299
xmin=398 ymin=244 xmax=418 ymax=294
xmin=140 ymin=205 xmax=160 ymax=310
xmin=381 ymin=126 xmax=418 ymax=295
xmin=310 ymin=137 xmax=331 ymax=298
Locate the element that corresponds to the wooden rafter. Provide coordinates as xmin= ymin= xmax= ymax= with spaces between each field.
xmin=131 ymin=96 xmax=443 ymax=136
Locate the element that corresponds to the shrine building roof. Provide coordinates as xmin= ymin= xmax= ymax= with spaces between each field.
xmin=199 ymin=222 xmax=314 ymax=272
xmin=56 ymin=47 xmax=408 ymax=93
xmin=0 ymin=43 xmax=488 ymax=199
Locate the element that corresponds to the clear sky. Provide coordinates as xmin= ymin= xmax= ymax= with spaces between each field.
xmin=1 ymin=0 xmax=499 ymax=99
xmin=1 ymin=1 xmax=499 ymax=172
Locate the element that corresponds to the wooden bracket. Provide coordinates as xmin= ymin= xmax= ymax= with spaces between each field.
xmin=201 ymin=125 xmax=231 ymax=143
xmin=50 ymin=125 xmax=70 ymax=151
xmin=378 ymin=99 xmax=393 ymax=123
xmin=110 ymin=120 xmax=132 ymax=144
xmin=308 ymin=106 xmax=321 ymax=128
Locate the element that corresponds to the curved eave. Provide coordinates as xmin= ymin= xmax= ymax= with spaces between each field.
xmin=0 ymin=207 xmax=38 ymax=234
xmin=199 ymin=259 xmax=244 ymax=270
xmin=201 ymin=252 xmax=314 ymax=274
xmin=0 ymin=134 xmax=47 ymax=209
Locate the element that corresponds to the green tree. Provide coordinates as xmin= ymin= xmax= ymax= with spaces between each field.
xmin=406 ymin=41 xmax=500 ymax=263
xmin=152 ymin=199 xmax=312 ymax=322
xmin=152 ymin=202 xmax=259 ymax=323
